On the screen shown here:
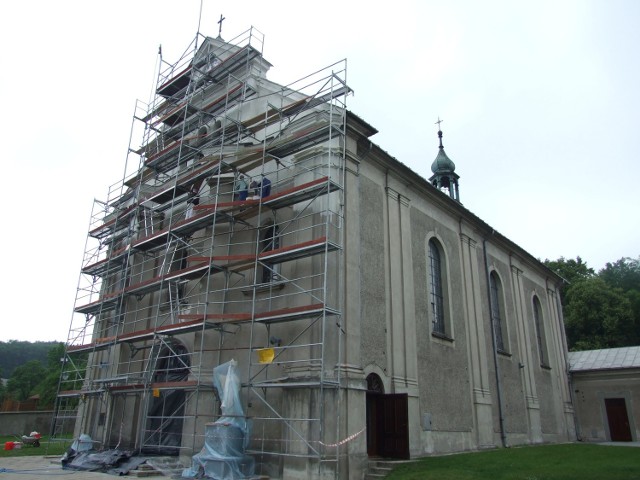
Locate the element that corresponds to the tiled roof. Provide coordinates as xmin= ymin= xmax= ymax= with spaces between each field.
xmin=568 ymin=346 xmax=640 ymax=372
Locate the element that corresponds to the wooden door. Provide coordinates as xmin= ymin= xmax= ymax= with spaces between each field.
xmin=366 ymin=393 xmax=409 ymax=459
xmin=605 ymin=398 xmax=632 ymax=442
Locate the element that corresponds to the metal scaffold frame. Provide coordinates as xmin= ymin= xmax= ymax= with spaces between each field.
xmin=51 ymin=26 xmax=351 ymax=477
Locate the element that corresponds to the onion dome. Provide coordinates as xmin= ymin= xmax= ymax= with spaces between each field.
xmin=428 ymin=121 xmax=460 ymax=202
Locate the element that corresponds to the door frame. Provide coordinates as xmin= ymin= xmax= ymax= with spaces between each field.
xmin=604 ymin=397 xmax=633 ymax=442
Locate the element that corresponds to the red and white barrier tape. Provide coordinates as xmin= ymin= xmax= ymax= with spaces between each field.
xmin=319 ymin=428 xmax=365 ymax=447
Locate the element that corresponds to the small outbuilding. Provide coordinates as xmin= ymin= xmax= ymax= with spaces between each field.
xmin=569 ymin=347 xmax=640 ymax=442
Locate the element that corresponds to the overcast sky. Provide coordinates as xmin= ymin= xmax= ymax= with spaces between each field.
xmin=1 ymin=0 xmax=638 ymax=342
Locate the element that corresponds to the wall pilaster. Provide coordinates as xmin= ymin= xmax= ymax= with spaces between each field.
xmin=459 ymin=231 xmax=494 ymax=448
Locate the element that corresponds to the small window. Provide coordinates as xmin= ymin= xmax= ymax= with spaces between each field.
xmin=489 ymin=271 xmax=507 ymax=352
xmin=533 ymin=296 xmax=550 ymax=367
xmin=428 ymin=239 xmax=450 ymax=339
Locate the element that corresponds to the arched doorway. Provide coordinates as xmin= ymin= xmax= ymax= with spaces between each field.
xmin=143 ymin=340 xmax=190 ymax=455
xmin=365 ymin=373 xmax=409 ymax=459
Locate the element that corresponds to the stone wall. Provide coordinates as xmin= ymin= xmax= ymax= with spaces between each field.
xmin=0 ymin=411 xmax=53 ymax=436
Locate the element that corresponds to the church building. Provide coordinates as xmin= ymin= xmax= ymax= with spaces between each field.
xmin=55 ymin=26 xmax=575 ymax=479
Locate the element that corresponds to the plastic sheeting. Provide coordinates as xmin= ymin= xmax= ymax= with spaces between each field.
xmin=182 ymin=360 xmax=255 ymax=479
xmin=70 ymin=433 xmax=94 ymax=452
xmin=61 ymin=439 xmax=147 ymax=475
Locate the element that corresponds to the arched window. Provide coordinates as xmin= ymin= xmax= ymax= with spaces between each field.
xmin=533 ymin=296 xmax=549 ymax=367
xmin=366 ymin=373 xmax=385 ymax=394
xmin=428 ymin=239 xmax=448 ymax=337
xmin=489 ymin=271 xmax=507 ymax=352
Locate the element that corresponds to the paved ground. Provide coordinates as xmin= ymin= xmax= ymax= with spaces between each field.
xmin=0 ymin=456 xmax=106 ymax=479
xmin=0 ymin=455 xmax=166 ymax=479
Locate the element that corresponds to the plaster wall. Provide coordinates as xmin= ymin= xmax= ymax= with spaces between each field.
xmin=359 ymin=175 xmax=387 ymax=373
xmin=353 ymin=144 xmax=574 ymax=457
xmin=572 ymin=369 xmax=640 ymax=442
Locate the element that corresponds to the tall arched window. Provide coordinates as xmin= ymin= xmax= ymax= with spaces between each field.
xmin=489 ymin=271 xmax=507 ymax=352
xmin=428 ymin=239 xmax=447 ymax=337
xmin=533 ymin=295 xmax=549 ymax=367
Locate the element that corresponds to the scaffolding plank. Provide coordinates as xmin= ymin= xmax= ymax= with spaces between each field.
xmin=141 ymin=159 xmax=221 ymax=205
xmin=124 ymin=261 xmax=218 ymax=297
xmin=144 ymin=139 xmax=195 ymax=169
xmin=259 ymin=237 xmax=339 ymax=264
xmin=255 ymin=303 xmax=332 ymax=324
xmin=266 ymin=124 xmax=332 ymax=160
xmin=153 ymin=100 xmax=198 ymax=127
xmin=248 ymin=380 xmax=340 ymax=389
xmin=176 ymin=312 xmax=253 ymax=323
xmin=78 ymin=258 xmax=224 ymax=314
xmin=88 ymin=204 xmax=137 ymax=239
xmin=81 ymin=245 xmax=130 ymax=276
xmin=188 ymin=237 xmax=337 ymax=272
xmin=78 ymin=236 xmax=334 ymax=313
xmin=74 ymin=294 xmax=120 ymax=315
xmin=290 ymin=85 xmax=350 ymax=115
xmin=177 ymin=303 xmax=332 ymax=326
xmin=157 ymin=65 xmax=192 ymax=97
xmin=241 ymin=83 xmax=349 ymax=136
xmin=66 ymin=343 xmax=93 ymax=353
xmin=68 ymin=318 xmax=218 ymax=355
xmin=242 ymin=98 xmax=306 ymax=133
xmin=57 ymin=389 xmax=104 ymax=398
xmin=263 ymin=176 xmax=341 ymax=210
xmin=201 ymin=83 xmax=245 ymax=116
xmin=109 ymin=380 xmax=210 ymax=394
xmin=132 ymin=201 xmax=257 ymax=251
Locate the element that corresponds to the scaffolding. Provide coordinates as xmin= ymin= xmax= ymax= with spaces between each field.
xmin=51 ymin=26 xmax=350 ymax=477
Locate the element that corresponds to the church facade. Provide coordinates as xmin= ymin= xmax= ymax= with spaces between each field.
xmin=57 ymin=28 xmax=575 ymax=479
xmin=353 ymin=117 xmax=576 ymax=461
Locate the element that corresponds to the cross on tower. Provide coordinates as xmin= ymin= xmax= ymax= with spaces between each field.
xmin=217 ymin=14 xmax=225 ymax=37
xmin=435 ymin=117 xmax=444 ymax=148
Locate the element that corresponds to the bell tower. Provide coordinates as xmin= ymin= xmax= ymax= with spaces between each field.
xmin=429 ymin=119 xmax=460 ymax=202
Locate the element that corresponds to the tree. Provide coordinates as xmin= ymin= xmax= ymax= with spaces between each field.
xmin=545 ymin=256 xmax=595 ymax=285
xmin=598 ymin=257 xmax=640 ymax=346
xmin=0 ymin=374 xmax=7 ymax=404
xmin=564 ymin=277 xmax=634 ymax=350
xmin=544 ymin=256 xmax=595 ymax=305
xmin=598 ymin=257 xmax=640 ymax=292
xmin=35 ymin=343 xmax=65 ymax=407
xmin=7 ymin=360 xmax=46 ymax=401
xmin=0 ymin=340 xmax=59 ymax=378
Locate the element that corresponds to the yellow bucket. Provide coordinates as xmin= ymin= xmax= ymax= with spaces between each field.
xmin=257 ymin=348 xmax=275 ymax=364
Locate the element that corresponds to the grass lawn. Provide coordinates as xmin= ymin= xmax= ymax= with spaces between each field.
xmin=386 ymin=443 xmax=640 ymax=480
xmin=0 ymin=434 xmax=71 ymax=458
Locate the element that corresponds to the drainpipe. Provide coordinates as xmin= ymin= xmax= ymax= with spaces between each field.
xmin=483 ymin=233 xmax=508 ymax=447
xmin=555 ymin=285 xmax=582 ymax=441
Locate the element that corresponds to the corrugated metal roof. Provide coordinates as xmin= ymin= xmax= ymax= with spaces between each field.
xmin=568 ymin=346 xmax=640 ymax=372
